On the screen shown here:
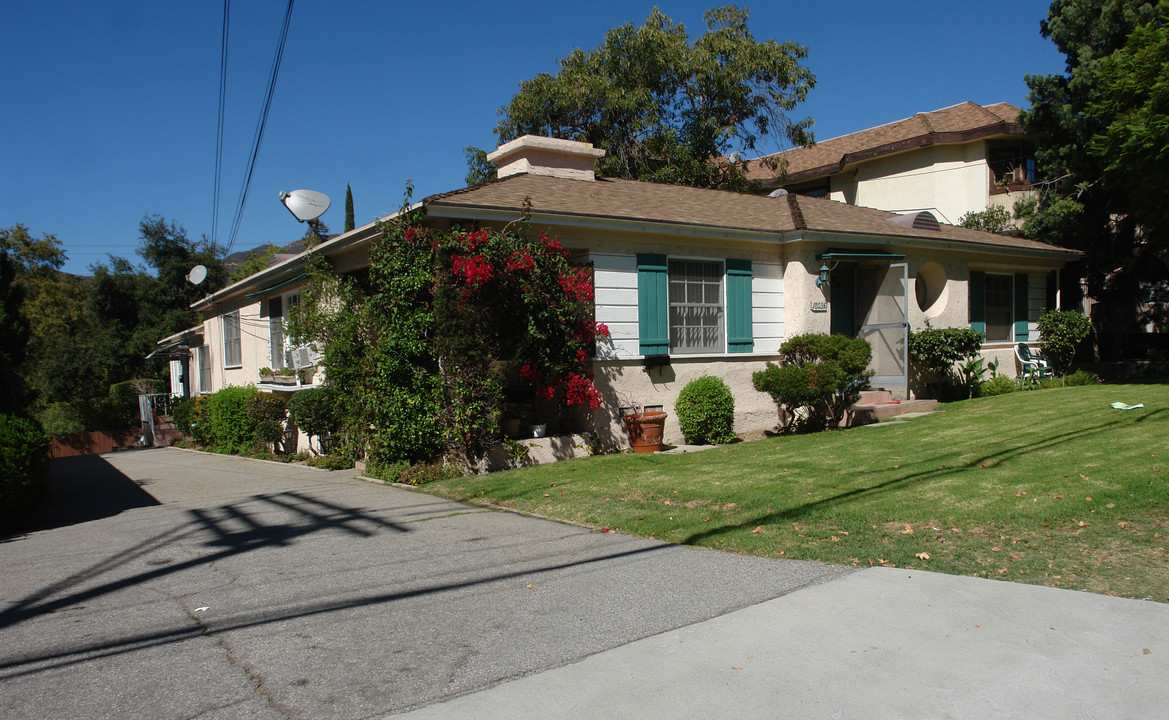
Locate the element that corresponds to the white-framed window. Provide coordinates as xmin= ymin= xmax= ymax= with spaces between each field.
xmin=268 ymin=292 xmax=300 ymax=368
xmin=984 ymin=274 xmax=1013 ymax=342
xmin=223 ymin=311 xmax=242 ymax=368
xmin=197 ymin=344 xmax=212 ymax=393
xmin=668 ymin=259 xmax=725 ymax=354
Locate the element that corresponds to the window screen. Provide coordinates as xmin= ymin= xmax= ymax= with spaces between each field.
xmin=668 ymin=259 xmax=724 ymax=354
xmin=223 ymin=311 xmax=242 ymax=367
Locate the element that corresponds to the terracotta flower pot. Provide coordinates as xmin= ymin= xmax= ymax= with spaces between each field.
xmin=623 ymin=411 xmax=667 ymax=453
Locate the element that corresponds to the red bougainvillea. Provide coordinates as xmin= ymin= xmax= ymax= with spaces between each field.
xmin=451 ymin=254 xmax=494 ymax=287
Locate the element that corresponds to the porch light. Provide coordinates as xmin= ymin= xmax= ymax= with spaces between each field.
xmin=816 ymin=263 xmax=831 ymax=288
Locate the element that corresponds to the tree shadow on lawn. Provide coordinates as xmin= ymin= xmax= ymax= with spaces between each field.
xmin=681 ymin=413 xmax=1144 ymax=546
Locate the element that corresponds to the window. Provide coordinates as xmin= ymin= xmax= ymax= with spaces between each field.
xmin=988 ymin=141 xmax=1037 ymax=187
xmin=197 ymin=345 xmax=212 ymax=393
xmin=637 ymin=254 xmax=753 ymax=356
xmin=223 ymin=311 xmax=242 ymax=368
xmin=268 ymin=298 xmax=284 ymax=368
xmin=984 ymin=274 xmax=1013 ymax=342
xmin=669 ymin=259 xmax=725 ymax=354
xmin=268 ymin=292 xmax=300 ymax=368
xmin=969 ymin=271 xmax=1029 ymax=343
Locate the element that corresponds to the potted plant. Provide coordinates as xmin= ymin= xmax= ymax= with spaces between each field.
xmin=259 ymin=367 xmax=274 ymax=382
xmin=270 ymin=366 xmax=297 ymax=385
xmin=623 ymin=406 xmax=667 ymax=453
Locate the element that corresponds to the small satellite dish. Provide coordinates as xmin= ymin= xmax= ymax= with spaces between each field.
xmin=769 ymin=188 xmax=789 ymax=198
xmin=278 ymin=189 xmax=331 ymax=222
xmin=187 ymin=265 xmax=208 ymax=285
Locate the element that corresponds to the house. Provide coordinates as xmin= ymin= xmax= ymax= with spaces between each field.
xmin=179 ymin=135 xmax=1078 ymax=447
xmin=745 ymin=101 xmax=1036 ymax=226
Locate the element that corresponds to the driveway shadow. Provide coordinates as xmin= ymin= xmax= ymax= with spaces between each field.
xmin=18 ymin=454 xmax=162 ymax=536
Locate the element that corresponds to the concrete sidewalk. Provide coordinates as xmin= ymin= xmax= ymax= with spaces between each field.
xmin=396 ymin=567 xmax=1169 ymax=719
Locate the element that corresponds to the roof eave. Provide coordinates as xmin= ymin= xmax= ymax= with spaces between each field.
xmin=766 ymin=123 xmax=1029 ymax=188
xmin=190 ymin=207 xmax=418 ymax=311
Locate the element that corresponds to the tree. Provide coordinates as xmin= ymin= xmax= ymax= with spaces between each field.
xmin=1021 ymin=0 xmax=1169 ymax=331
xmin=0 ymin=225 xmax=66 ymax=414
xmin=474 ymin=6 xmax=815 ymax=190
xmin=230 ymin=245 xmax=281 ymax=282
xmin=463 ymin=146 xmax=497 ymax=186
xmin=344 ymin=183 xmax=355 ymax=232
xmin=958 ymin=205 xmax=1018 ymax=236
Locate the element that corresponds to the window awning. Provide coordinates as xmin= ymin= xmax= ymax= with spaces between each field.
xmin=244 ymin=273 xmax=307 ymax=299
xmin=817 ymin=252 xmax=905 ymax=261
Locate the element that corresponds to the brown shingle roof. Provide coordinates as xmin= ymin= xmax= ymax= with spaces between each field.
xmin=746 ymin=101 xmax=1024 ymax=186
xmin=427 ymin=173 xmax=1076 ymax=257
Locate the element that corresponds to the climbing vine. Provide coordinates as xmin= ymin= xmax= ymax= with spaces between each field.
xmin=287 ymin=201 xmax=606 ymax=471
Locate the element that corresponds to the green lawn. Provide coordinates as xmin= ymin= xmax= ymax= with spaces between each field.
xmin=422 ymin=381 xmax=1169 ymax=602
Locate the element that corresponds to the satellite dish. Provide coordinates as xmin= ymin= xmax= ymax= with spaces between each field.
xmin=768 ymin=188 xmax=789 ymax=198
xmin=187 ymin=265 xmax=208 ymax=285
xmin=278 ymin=189 xmax=331 ymax=222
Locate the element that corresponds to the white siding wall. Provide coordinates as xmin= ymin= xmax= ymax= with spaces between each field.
xmin=751 ymin=262 xmax=784 ymax=353
xmin=1029 ymin=273 xmax=1047 ymax=339
xmin=592 ymin=253 xmax=640 ymax=358
xmin=592 ymin=253 xmax=785 ymax=358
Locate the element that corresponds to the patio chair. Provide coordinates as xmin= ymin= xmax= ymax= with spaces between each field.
xmin=1015 ymin=343 xmax=1053 ymax=386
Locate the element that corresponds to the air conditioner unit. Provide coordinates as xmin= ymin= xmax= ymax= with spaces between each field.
xmin=292 ymin=345 xmax=315 ymax=370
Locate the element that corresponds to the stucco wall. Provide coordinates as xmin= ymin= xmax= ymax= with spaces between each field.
xmin=588 ymin=356 xmax=782 ymax=448
xmin=829 ymin=143 xmax=990 ymax=224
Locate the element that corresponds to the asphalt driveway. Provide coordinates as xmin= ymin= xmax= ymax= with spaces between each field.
xmin=0 ymin=448 xmax=846 ymax=719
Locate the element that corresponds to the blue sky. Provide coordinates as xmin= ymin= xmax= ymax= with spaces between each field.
xmin=2 ymin=1 xmax=1065 ymax=276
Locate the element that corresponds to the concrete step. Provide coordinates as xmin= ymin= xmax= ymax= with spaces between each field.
xmin=848 ymin=397 xmax=938 ymax=425
xmin=857 ymin=389 xmax=893 ymax=405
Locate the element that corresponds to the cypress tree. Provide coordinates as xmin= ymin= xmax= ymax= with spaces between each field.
xmin=344 ymin=184 xmax=354 ymax=232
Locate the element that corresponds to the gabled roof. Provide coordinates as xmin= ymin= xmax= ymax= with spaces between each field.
xmin=745 ymin=101 xmax=1025 ymax=187
xmin=427 ymin=173 xmax=1077 ymax=258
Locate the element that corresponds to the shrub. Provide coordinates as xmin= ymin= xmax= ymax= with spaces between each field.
xmin=0 ymin=413 xmax=51 ymax=529
xmin=1037 ymin=310 xmax=1093 ymax=376
xmin=753 ymin=333 xmax=872 ymax=433
xmin=172 ymin=397 xmax=197 ymax=436
xmin=675 ymin=376 xmax=736 ymax=445
xmin=1039 ymin=377 xmax=1064 ymax=390
xmin=396 ymin=462 xmax=462 ymax=486
xmin=979 ymin=376 xmax=1017 ymax=397
xmin=246 ymin=392 xmax=288 ymax=452
xmin=202 ymin=386 xmax=258 ymax=454
xmin=1065 ymin=369 xmax=1099 ymax=386
xmin=287 ymin=387 xmax=340 ymax=453
xmin=908 ymin=322 xmax=984 ymax=399
xmin=305 ymin=454 xmax=353 ymax=471
xmin=37 ymin=402 xmax=86 ymax=436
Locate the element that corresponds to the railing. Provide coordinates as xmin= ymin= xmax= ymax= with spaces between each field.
xmin=145 ymin=392 xmax=175 ymax=418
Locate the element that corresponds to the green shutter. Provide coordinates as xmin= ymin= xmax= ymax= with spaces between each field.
xmin=1015 ymin=273 xmax=1030 ymax=341
xmin=969 ymin=271 xmax=986 ymax=336
xmin=637 ymin=254 xmax=669 ymax=355
xmin=725 ymin=258 xmax=754 ymax=353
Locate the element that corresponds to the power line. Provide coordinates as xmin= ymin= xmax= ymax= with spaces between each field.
xmin=224 ymin=0 xmax=296 ymax=257
xmin=211 ymin=0 xmax=230 ymax=250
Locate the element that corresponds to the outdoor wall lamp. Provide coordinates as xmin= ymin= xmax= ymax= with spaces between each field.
xmin=815 ymin=263 xmax=831 ymax=288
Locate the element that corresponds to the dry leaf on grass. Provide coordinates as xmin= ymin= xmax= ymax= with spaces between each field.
xmin=915 ymin=552 xmax=930 ymax=560
xmin=751 ymin=526 xmax=765 ymax=534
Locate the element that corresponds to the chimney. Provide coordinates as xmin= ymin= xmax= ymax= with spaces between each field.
xmin=487 ymin=135 xmax=606 ymax=181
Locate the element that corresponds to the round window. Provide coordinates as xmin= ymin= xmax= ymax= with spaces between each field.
xmin=915 ymin=261 xmax=949 ymax=318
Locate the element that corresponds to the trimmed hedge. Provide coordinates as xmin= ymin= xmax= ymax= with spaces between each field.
xmin=675 ymin=376 xmax=737 ymax=445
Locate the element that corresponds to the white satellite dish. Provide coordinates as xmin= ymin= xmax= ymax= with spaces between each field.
xmin=187 ymin=264 xmax=208 ymax=285
xmin=278 ymin=189 xmax=331 ymax=222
